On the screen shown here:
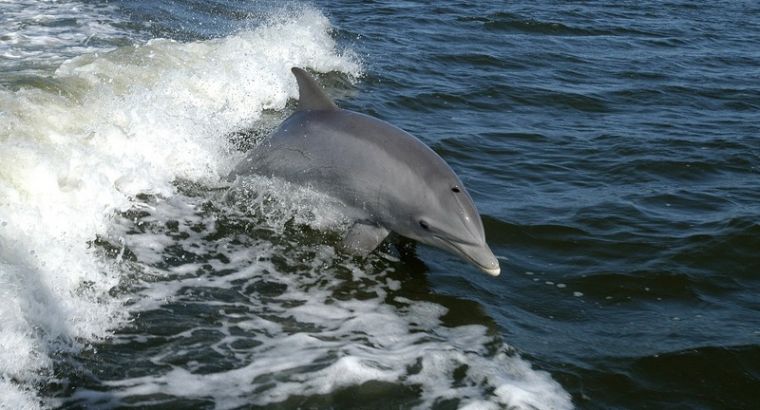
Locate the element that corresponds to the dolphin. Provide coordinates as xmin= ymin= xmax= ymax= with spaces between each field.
xmin=230 ymin=68 xmax=500 ymax=276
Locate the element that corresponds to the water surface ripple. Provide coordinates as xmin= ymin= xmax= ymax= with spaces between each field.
xmin=330 ymin=1 xmax=759 ymax=408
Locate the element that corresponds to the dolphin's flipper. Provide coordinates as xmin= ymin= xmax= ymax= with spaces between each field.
xmin=291 ymin=67 xmax=338 ymax=111
xmin=341 ymin=222 xmax=389 ymax=256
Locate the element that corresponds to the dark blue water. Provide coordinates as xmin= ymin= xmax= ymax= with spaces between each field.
xmin=2 ymin=1 xmax=759 ymax=409
xmin=325 ymin=2 xmax=760 ymax=407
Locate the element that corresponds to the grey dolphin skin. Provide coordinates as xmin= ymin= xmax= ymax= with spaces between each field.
xmin=230 ymin=68 xmax=500 ymax=276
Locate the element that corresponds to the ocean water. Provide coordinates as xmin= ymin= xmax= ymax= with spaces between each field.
xmin=0 ymin=1 xmax=758 ymax=409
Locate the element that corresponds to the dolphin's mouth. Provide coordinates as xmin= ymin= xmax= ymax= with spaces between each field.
xmin=437 ymin=236 xmax=501 ymax=277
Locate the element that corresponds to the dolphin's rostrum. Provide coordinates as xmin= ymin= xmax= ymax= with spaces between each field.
xmin=230 ymin=68 xmax=500 ymax=276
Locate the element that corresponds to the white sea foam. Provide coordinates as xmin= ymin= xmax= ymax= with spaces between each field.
xmin=0 ymin=5 xmax=359 ymax=408
xmin=0 ymin=0 xmax=131 ymax=75
xmin=56 ymin=181 xmax=571 ymax=409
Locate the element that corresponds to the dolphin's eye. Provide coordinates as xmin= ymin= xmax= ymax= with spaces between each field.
xmin=419 ymin=220 xmax=430 ymax=230
xmin=451 ymin=186 xmax=461 ymax=193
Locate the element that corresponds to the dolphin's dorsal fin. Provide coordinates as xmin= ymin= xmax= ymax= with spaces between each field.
xmin=291 ymin=67 xmax=338 ymax=111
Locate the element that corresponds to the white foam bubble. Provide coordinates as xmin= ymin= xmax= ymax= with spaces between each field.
xmin=0 ymin=5 xmax=360 ymax=407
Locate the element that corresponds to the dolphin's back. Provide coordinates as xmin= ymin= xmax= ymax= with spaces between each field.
xmin=233 ymin=67 xmax=458 ymax=208
xmin=233 ymin=108 xmax=458 ymax=221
